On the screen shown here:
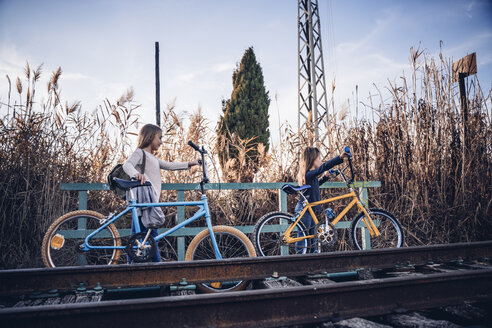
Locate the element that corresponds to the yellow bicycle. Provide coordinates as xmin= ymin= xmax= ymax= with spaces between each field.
xmin=252 ymin=147 xmax=404 ymax=255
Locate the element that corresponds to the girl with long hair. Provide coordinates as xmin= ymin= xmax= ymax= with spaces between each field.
xmin=295 ymin=147 xmax=348 ymax=253
xmin=123 ymin=123 xmax=199 ymax=262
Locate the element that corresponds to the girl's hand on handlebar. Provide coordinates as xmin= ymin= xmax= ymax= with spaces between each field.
xmin=340 ymin=151 xmax=350 ymax=160
xmin=188 ymin=159 xmax=201 ymax=167
xmin=325 ymin=169 xmax=336 ymax=177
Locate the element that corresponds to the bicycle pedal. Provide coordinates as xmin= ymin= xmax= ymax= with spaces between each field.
xmin=210 ymin=282 xmax=222 ymax=288
xmin=50 ymin=234 xmax=65 ymax=250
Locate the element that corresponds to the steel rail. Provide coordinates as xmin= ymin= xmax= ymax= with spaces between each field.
xmin=1 ymin=241 xmax=491 ymax=296
xmin=1 ymin=268 xmax=491 ymax=328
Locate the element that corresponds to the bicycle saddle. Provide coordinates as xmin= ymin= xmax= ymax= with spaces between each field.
xmin=112 ymin=177 xmax=152 ymax=190
xmin=281 ymin=184 xmax=311 ymax=195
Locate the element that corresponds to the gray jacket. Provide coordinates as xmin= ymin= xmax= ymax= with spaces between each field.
xmin=127 ymin=185 xmax=166 ymax=229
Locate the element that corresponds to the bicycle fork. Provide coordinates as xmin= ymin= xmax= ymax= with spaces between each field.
xmin=202 ymin=195 xmax=222 ymax=260
xmin=355 ymin=196 xmax=381 ymax=237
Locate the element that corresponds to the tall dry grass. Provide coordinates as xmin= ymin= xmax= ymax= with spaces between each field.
xmin=0 ymin=63 xmax=140 ymax=268
xmin=202 ymin=46 xmax=491 ymax=246
xmin=1 ymin=47 xmax=490 ymax=268
xmin=344 ymin=47 xmax=492 ymax=245
xmin=279 ymin=47 xmax=491 ymax=247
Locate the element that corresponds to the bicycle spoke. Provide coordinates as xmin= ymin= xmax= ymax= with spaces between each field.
xmin=158 ymin=237 xmax=178 ymax=261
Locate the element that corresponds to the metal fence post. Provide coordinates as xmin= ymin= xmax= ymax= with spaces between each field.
xmin=278 ymin=189 xmax=289 ymax=255
xmin=359 ymin=187 xmax=370 ymax=249
xmin=359 ymin=187 xmax=369 ymax=207
xmin=77 ymin=190 xmax=88 ymax=265
xmin=177 ymin=190 xmax=186 ymax=261
xmin=278 ymin=189 xmax=287 ymax=212
xmin=78 ymin=191 xmax=87 ymax=210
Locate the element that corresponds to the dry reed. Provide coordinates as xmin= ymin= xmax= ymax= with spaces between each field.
xmin=1 ymin=47 xmax=490 ymax=268
xmin=0 ymin=63 xmax=140 ymax=268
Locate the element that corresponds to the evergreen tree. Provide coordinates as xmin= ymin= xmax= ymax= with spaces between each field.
xmin=216 ymin=47 xmax=270 ymax=176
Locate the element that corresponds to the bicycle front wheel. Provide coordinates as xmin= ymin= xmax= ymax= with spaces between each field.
xmin=350 ymin=208 xmax=404 ymax=250
xmin=252 ymin=211 xmax=309 ymax=256
xmin=185 ymin=226 xmax=256 ymax=293
xmin=42 ymin=210 xmax=121 ymax=267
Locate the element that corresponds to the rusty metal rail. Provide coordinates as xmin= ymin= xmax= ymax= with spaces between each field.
xmin=1 ymin=268 xmax=491 ymax=328
xmin=1 ymin=241 xmax=491 ymax=296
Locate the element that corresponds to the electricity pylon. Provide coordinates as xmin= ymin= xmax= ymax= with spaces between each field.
xmin=298 ymin=0 xmax=329 ymax=145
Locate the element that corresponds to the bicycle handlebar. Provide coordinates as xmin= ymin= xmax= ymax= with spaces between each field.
xmin=188 ymin=140 xmax=201 ymax=152
xmin=330 ymin=147 xmax=355 ymax=186
xmin=188 ymin=140 xmax=209 ymax=194
xmin=344 ymin=146 xmax=352 ymax=158
xmin=345 ymin=146 xmax=355 ymax=184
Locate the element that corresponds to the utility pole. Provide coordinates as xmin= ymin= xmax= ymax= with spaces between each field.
xmin=298 ymin=0 xmax=329 ymax=146
xmin=155 ymin=42 xmax=161 ymax=127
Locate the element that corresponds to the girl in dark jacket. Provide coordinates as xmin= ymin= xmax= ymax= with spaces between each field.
xmin=295 ymin=147 xmax=349 ymax=253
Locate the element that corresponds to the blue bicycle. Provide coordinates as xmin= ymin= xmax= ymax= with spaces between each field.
xmin=42 ymin=141 xmax=256 ymax=292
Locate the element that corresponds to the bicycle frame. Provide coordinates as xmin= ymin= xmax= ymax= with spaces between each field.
xmin=283 ymin=188 xmax=381 ymax=244
xmin=80 ymin=143 xmax=223 ymax=260
xmin=79 ymin=194 xmax=221 ymax=259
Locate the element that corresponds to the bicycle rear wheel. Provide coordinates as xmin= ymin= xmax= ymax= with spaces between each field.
xmin=42 ymin=210 xmax=121 ymax=267
xmin=252 ymin=211 xmax=309 ymax=256
xmin=185 ymin=226 xmax=256 ymax=293
xmin=350 ymin=208 xmax=404 ymax=250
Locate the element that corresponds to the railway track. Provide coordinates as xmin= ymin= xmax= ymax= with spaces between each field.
xmin=1 ymin=241 xmax=491 ymax=327
xmin=1 ymin=241 xmax=491 ymax=295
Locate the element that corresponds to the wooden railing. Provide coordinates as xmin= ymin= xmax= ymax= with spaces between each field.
xmin=61 ymin=181 xmax=381 ymax=259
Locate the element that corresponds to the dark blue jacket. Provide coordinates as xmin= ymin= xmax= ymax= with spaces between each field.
xmin=296 ymin=156 xmax=343 ymax=213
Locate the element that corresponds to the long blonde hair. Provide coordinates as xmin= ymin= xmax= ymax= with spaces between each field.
xmin=297 ymin=147 xmax=320 ymax=186
xmin=137 ymin=124 xmax=162 ymax=149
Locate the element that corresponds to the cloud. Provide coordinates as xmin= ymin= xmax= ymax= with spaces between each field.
xmin=336 ymin=7 xmax=400 ymax=56
xmin=0 ymin=44 xmax=29 ymax=76
xmin=329 ymin=43 xmax=410 ymax=120
xmin=444 ymin=31 xmax=492 ymax=59
xmin=177 ymin=72 xmax=196 ymax=84
xmin=479 ymin=53 xmax=492 ymax=66
xmin=466 ymin=1 xmax=476 ymax=18
xmin=63 ymin=72 xmax=90 ymax=81
xmin=213 ymin=62 xmax=235 ymax=73
xmin=175 ymin=60 xmax=236 ymax=86
xmin=365 ymin=53 xmax=407 ymax=71
xmin=335 ymin=48 xmax=408 ymax=89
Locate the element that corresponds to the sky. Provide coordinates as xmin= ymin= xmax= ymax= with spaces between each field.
xmin=1 ymin=0 xmax=491 ymax=144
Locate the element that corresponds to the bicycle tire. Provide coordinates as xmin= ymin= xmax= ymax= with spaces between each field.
xmin=350 ymin=208 xmax=404 ymax=250
xmin=185 ymin=225 xmax=256 ymax=293
xmin=252 ymin=211 xmax=309 ymax=256
xmin=42 ymin=210 xmax=122 ymax=267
